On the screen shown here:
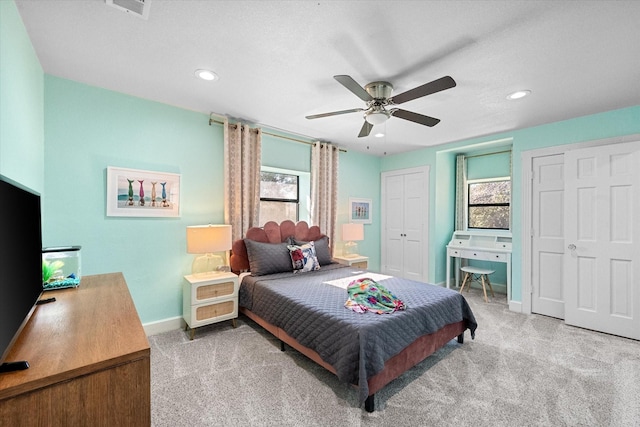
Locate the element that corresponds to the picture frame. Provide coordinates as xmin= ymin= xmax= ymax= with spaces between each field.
xmin=349 ymin=197 xmax=372 ymax=224
xmin=106 ymin=166 xmax=181 ymax=217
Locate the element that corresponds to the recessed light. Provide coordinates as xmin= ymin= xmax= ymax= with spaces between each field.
xmin=507 ymin=90 xmax=531 ymax=100
xmin=374 ymin=133 xmax=385 ymax=138
xmin=195 ymin=69 xmax=219 ymax=81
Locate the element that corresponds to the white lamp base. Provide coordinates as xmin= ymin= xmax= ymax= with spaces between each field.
xmin=191 ymin=253 xmax=225 ymax=275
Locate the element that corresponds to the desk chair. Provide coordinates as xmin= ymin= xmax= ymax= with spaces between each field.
xmin=459 ymin=266 xmax=495 ymax=302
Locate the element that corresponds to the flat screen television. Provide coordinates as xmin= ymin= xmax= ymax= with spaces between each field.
xmin=0 ymin=174 xmax=43 ymax=372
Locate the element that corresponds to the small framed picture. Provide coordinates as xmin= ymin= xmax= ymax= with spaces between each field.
xmin=106 ymin=166 xmax=181 ymax=217
xmin=349 ymin=198 xmax=372 ymax=224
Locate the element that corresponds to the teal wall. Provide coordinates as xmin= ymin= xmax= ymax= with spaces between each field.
xmin=337 ymin=151 xmax=381 ymax=269
xmin=41 ymin=76 xmax=381 ymax=323
xmin=0 ymin=0 xmax=44 ymax=192
xmin=261 ymin=130 xmax=311 ymax=171
xmin=43 ymin=76 xmax=223 ymax=323
xmin=382 ymin=106 xmax=640 ymax=302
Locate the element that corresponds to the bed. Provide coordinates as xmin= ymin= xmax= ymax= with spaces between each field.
xmin=230 ymin=220 xmax=477 ymax=412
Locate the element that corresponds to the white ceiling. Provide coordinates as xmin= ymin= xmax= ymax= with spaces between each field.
xmin=15 ymin=0 xmax=640 ymax=156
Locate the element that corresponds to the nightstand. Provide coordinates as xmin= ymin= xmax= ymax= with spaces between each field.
xmin=333 ymin=255 xmax=368 ymax=269
xmin=183 ymin=271 xmax=239 ymax=340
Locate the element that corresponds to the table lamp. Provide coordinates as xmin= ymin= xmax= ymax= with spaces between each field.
xmin=342 ymin=223 xmax=364 ymax=257
xmin=186 ymin=224 xmax=232 ymax=275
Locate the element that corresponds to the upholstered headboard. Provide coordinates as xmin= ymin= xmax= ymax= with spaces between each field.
xmin=230 ymin=220 xmax=325 ymax=274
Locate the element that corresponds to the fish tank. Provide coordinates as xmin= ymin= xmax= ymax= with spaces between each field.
xmin=42 ymin=246 xmax=81 ymax=290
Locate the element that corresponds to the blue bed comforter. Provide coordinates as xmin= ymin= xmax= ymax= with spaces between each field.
xmin=239 ymin=263 xmax=477 ymax=404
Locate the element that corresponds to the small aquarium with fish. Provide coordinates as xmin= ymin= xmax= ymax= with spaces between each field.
xmin=42 ymin=246 xmax=81 ymax=290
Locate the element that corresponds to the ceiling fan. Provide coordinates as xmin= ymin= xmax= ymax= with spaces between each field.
xmin=306 ymin=75 xmax=456 ymax=137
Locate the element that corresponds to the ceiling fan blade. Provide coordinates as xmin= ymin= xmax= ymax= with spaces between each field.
xmin=358 ymin=121 xmax=373 ymax=138
xmin=391 ymin=76 xmax=456 ymax=105
xmin=306 ymin=108 xmax=364 ymax=120
xmin=392 ymin=109 xmax=441 ymax=127
xmin=334 ymin=75 xmax=373 ymax=102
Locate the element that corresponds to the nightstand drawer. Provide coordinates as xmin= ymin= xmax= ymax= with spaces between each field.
xmin=194 ymin=280 xmax=236 ymax=303
xmin=195 ymin=299 xmax=237 ymax=324
xmin=351 ymin=261 xmax=368 ymax=269
xmin=185 ymin=276 xmax=239 ymax=305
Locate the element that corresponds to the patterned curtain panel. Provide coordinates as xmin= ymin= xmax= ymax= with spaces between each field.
xmin=455 ymin=153 xmax=467 ymax=231
xmin=224 ymin=120 xmax=262 ymax=242
xmin=310 ymin=142 xmax=339 ymax=251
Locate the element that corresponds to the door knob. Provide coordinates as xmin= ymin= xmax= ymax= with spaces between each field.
xmin=568 ymin=244 xmax=576 ymax=250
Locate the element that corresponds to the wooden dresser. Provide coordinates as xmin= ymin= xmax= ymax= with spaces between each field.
xmin=0 ymin=273 xmax=150 ymax=426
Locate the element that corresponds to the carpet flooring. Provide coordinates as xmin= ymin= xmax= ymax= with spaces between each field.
xmin=149 ymin=288 xmax=640 ymax=426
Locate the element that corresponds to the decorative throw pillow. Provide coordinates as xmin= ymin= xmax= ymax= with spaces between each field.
xmin=287 ymin=241 xmax=320 ymax=273
xmin=290 ymin=236 xmax=332 ymax=265
xmin=244 ymin=239 xmax=292 ymax=276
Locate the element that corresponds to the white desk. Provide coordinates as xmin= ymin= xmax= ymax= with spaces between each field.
xmin=446 ymin=231 xmax=512 ymax=302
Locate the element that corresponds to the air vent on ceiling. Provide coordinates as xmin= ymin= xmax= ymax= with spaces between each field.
xmin=106 ymin=0 xmax=150 ymax=20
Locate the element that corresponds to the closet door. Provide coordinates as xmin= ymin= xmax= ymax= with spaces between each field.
xmin=531 ymin=154 xmax=566 ymax=319
xmin=383 ymin=174 xmax=405 ymax=278
xmin=564 ymin=141 xmax=640 ymax=340
xmin=381 ymin=166 xmax=429 ymax=282
xmin=402 ymin=171 xmax=427 ymax=282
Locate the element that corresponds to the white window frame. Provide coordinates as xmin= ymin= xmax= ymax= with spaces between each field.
xmin=466 ymin=176 xmax=512 ymax=231
xmin=259 ymin=166 xmax=310 ymax=224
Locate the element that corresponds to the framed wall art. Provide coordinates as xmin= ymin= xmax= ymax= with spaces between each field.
xmin=349 ymin=197 xmax=372 ymax=224
xmin=106 ymin=166 xmax=181 ymax=217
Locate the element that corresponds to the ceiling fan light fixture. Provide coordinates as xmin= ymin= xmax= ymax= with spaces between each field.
xmin=507 ymin=90 xmax=531 ymax=100
xmin=365 ymin=111 xmax=390 ymax=126
xmin=195 ymin=69 xmax=219 ymax=81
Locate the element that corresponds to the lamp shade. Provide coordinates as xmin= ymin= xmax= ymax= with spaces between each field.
xmin=342 ymin=223 xmax=364 ymax=242
xmin=186 ymin=224 xmax=232 ymax=254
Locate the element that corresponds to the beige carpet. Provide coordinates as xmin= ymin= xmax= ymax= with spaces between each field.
xmin=149 ymin=289 xmax=640 ymax=426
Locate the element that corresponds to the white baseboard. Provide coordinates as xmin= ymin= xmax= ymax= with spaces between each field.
xmin=143 ymin=316 xmax=185 ymax=336
xmin=508 ymin=300 xmax=522 ymax=313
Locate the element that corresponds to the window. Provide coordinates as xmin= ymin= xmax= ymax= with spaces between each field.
xmin=259 ymin=170 xmax=299 ymax=224
xmin=467 ymin=178 xmax=510 ymax=230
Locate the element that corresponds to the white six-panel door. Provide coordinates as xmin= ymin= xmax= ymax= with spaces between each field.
xmin=564 ymin=142 xmax=640 ymax=340
xmin=402 ymin=171 xmax=428 ymax=282
xmin=531 ymin=154 xmax=566 ymax=319
xmin=384 ymin=173 xmax=405 ymax=278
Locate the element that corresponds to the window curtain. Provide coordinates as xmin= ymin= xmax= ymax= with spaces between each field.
xmin=310 ymin=142 xmax=339 ymax=251
xmin=454 ymin=153 xmax=467 ymax=230
xmin=223 ymin=120 xmax=262 ymax=242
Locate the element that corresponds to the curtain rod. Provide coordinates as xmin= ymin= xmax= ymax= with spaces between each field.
xmin=209 ymin=115 xmax=346 ymax=152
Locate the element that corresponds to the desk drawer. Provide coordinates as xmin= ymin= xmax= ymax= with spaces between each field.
xmin=460 ymin=249 xmax=483 ymax=260
xmin=447 ymin=248 xmax=463 ymax=257
xmin=460 ymin=250 xmax=507 ymax=262
xmin=487 ymin=252 xmax=508 ymax=262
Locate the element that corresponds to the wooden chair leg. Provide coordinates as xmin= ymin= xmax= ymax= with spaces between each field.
xmin=480 ymin=275 xmax=489 ymax=302
xmin=459 ymin=272 xmax=470 ymax=293
xmin=486 ymin=274 xmax=495 ymax=297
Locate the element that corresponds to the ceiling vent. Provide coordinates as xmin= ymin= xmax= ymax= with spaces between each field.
xmin=106 ymin=0 xmax=150 ymax=20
